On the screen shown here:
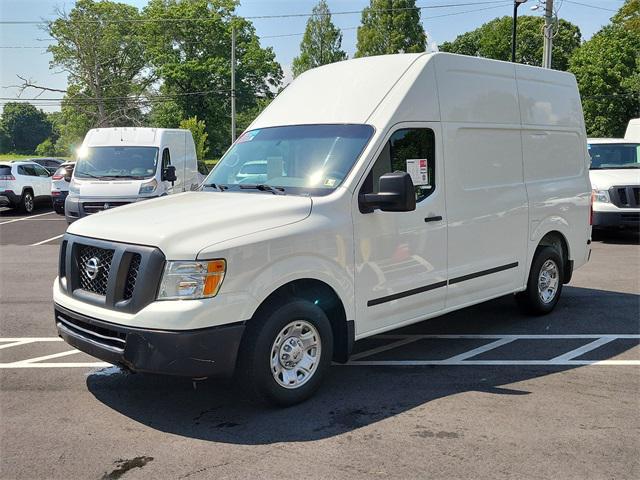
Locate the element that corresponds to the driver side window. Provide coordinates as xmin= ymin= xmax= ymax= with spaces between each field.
xmin=361 ymin=128 xmax=436 ymax=203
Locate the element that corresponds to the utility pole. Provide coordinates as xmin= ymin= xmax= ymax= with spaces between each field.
xmin=231 ymin=26 xmax=236 ymax=143
xmin=512 ymin=0 xmax=528 ymax=63
xmin=542 ymin=0 xmax=554 ymax=69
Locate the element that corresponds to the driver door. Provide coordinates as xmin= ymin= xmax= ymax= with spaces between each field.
xmin=353 ymin=122 xmax=447 ymax=336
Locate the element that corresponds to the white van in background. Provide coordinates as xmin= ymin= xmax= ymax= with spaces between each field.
xmin=625 ymin=118 xmax=640 ymax=141
xmin=588 ymin=137 xmax=640 ymax=229
xmin=65 ymin=127 xmax=198 ymax=222
xmin=54 ymin=53 xmax=592 ymax=405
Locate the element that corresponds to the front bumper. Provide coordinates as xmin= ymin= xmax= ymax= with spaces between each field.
xmin=55 ymin=303 xmax=245 ymax=378
xmin=592 ymin=211 xmax=640 ymax=228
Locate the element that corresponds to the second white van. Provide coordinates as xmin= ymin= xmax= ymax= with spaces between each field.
xmin=65 ymin=127 xmax=198 ymax=222
xmin=53 ymin=53 xmax=592 ymax=405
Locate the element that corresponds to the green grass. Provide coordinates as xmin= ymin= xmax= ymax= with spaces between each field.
xmin=0 ymin=153 xmax=71 ymax=161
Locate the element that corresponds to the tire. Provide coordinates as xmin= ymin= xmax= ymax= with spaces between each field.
xmin=19 ymin=190 xmax=34 ymax=214
xmin=236 ymin=299 xmax=333 ymax=406
xmin=516 ymin=246 xmax=564 ymax=315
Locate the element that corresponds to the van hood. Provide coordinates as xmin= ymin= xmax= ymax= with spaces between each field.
xmin=67 ymin=191 xmax=312 ymax=259
xmin=74 ymin=179 xmax=147 ymax=197
xmin=589 ymin=169 xmax=640 ymax=189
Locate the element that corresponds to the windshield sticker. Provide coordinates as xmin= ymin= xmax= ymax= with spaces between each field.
xmin=406 ymin=158 xmax=430 ymax=186
xmin=236 ymin=130 xmax=260 ymax=144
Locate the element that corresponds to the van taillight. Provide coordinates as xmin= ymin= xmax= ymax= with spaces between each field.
xmin=52 ymin=174 xmax=63 ymax=180
xmin=0 ymin=174 xmax=15 ymax=181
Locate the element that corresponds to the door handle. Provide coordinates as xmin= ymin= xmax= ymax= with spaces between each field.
xmin=424 ymin=216 xmax=443 ymax=223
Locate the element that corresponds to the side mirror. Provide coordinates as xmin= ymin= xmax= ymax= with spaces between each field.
xmin=162 ymin=165 xmax=177 ymax=184
xmin=359 ymin=171 xmax=416 ymax=213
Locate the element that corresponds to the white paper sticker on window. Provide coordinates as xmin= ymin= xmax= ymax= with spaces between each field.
xmin=406 ymin=158 xmax=430 ymax=186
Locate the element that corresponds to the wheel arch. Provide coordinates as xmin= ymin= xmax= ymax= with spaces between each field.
xmin=536 ymin=230 xmax=572 ymax=284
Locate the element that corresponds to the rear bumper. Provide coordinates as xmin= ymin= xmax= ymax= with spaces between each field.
xmin=592 ymin=211 xmax=640 ymax=228
xmin=52 ymin=191 xmax=68 ymax=212
xmin=55 ymin=303 xmax=245 ymax=378
xmin=0 ymin=191 xmax=20 ymax=206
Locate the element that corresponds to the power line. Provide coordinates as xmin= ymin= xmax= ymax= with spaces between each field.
xmin=0 ymin=1 xmax=512 ymax=25
xmin=562 ymin=0 xmax=618 ymax=12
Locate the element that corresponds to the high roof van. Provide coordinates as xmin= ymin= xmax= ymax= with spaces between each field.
xmin=625 ymin=118 xmax=640 ymax=141
xmin=65 ymin=127 xmax=198 ymax=222
xmin=54 ymin=53 xmax=592 ymax=405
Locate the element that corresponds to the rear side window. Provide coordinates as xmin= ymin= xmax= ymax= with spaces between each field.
xmin=362 ymin=128 xmax=436 ymax=203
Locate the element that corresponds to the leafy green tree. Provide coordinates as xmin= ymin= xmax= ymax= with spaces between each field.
xmin=355 ymin=0 xmax=426 ymax=57
xmin=42 ymin=0 xmax=150 ymax=127
xmin=143 ymin=0 xmax=282 ymax=157
xmin=0 ymin=103 xmax=52 ymax=153
xmin=440 ymin=15 xmax=581 ymax=71
xmin=35 ymin=138 xmax=58 ymax=157
xmin=612 ymin=0 xmax=640 ymax=31
xmin=292 ymin=0 xmax=347 ymax=77
xmin=179 ymin=116 xmax=209 ymax=161
xmin=570 ymin=24 xmax=640 ymax=137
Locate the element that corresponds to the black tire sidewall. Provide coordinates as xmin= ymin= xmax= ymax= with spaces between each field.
xmin=523 ymin=246 xmax=564 ymax=315
xmin=241 ymin=299 xmax=333 ymax=406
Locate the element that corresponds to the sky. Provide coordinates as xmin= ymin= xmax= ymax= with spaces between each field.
xmin=0 ymin=0 xmax=627 ymax=112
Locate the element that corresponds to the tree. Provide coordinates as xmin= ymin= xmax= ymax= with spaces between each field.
xmin=440 ymin=16 xmax=581 ymax=71
xmin=179 ymin=116 xmax=209 ymax=161
xmin=292 ymin=0 xmax=347 ymax=77
xmin=612 ymin=0 xmax=640 ymax=31
xmin=569 ymin=24 xmax=640 ymax=137
xmin=143 ymin=0 xmax=282 ymax=157
xmin=19 ymin=0 xmax=150 ymax=128
xmin=355 ymin=0 xmax=426 ymax=57
xmin=35 ymin=138 xmax=57 ymax=157
xmin=0 ymin=103 xmax=52 ymax=153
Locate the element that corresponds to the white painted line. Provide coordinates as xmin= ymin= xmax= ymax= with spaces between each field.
xmin=30 ymin=233 xmax=64 ymax=246
xmin=0 ymin=211 xmax=55 ymax=225
xmin=0 ymin=362 xmax=111 ymax=368
xmin=551 ymin=337 xmax=616 ymax=362
xmin=444 ymin=337 xmax=515 ymax=362
xmin=374 ymin=334 xmax=640 ymax=340
xmin=346 ymin=360 xmax=640 ymax=366
xmin=350 ymin=336 xmax=423 ymax=361
xmin=7 ymin=349 xmax=81 ymax=366
xmin=0 ymin=338 xmax=63 ymax=342
xmin=0 ymin=340 xmax=37 ymax=350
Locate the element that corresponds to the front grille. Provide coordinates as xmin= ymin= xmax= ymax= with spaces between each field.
xmin=611 ymin=186 xmax=640 ymax=208
xmin=56 ymin=309 xmax=126 ymax=352
xmin=82 ymin=201 xmax=130 ymax=214
xmin=123 ymin=254 xmax=141 ymax=300
xmin=77 ymin=245 xmax=114 ymax=295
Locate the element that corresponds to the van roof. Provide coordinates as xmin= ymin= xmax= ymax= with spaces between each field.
xmin=82 ymin=127 xmax=187 ymax=147
xmin=250 ymin=52 xmax=582 ymax=131
xmin=588 ymin=138 xmax=639 ymax=144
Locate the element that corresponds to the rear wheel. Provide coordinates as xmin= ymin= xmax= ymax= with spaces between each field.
xmin=516 ymin=246 xmax=563 ymax=315
xmin=236 ymin=299 xmax=333 ymax=406
xmin=19 ymin=190 xmax=34 ymax=214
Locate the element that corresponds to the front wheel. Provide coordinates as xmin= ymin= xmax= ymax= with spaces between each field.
xmin=516 ymin=246 xmax=563 ymax=315
xmin=236 ymin=299 xmax=333 ymax=406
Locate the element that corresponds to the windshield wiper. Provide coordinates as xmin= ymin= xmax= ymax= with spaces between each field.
xmin=239 ymin=184 xmax=286 ymax=195
xmin=202 ymin=182 xmax=228 ymax=192
xmin=75 ymin=171 xmax=102 ymax=179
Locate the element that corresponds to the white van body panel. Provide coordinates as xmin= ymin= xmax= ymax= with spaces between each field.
xmin=625 ymin=118 xmax=640 ymax=141
xmin=66 ymin=127 xmax=198 ymax=221
xmin=55 ymin=53 xmax=591 ymax=348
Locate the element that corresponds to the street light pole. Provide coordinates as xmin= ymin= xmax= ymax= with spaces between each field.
xmin=512 ymin=0 xmax=528 ymax=63
xmin=542 ymin=0 xmax=554 ymax=69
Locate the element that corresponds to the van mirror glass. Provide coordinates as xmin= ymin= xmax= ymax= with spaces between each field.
xmin=162 ymin=165 xmax=177 ymax=184
xmin=359 ymin=171 xmax=416 ymax=213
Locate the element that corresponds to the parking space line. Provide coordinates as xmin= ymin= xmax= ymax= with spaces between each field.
xmin=1 ymin=362 xmax=111 ymax=368
xmin=551 ymin=337 xmax=616 ymax=362
xmin=8 ymin=349 xmax=82 ymax=366
xmin=30 ymin=234 xmax=64 ymax=246
xmin=346 ymin=359 xmax=640 ymax=366
xmin=0 ymin=340 xmax=37 ymax=350
xmin=0 ymin=211 xmax=56 ymax=226
xmin=444 ymin=337 xmax=515 ymax=362
xmin=374 ymin=334 xmax=640 ymax=340
xmin=350 ymin=336 xmax=424 ymax=361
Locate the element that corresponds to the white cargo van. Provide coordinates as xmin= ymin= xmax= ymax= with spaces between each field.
xmin=625 ymin=118 xmax=640 ymax=141
xmin=53 ymin=53 xmax=591 ymax=405
xmin=588 ymin=137 xmax=640 ymax=229
xmin=65 ymin=127 xmax=198 ymax=222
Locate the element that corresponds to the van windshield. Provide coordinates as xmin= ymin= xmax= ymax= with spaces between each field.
xmin=203 ymin=124 xmax=374 ymax=195
xmin=75 ymin=146 xmax=159 ymax=179
xmin=588 ymin=143 xmax=640 ymax=170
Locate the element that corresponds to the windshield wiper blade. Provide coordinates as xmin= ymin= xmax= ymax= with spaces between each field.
xmin=202 ymin=183 xmax=227 ymax=192
xmin=239 ymin=184 xmax=286 ymax=195
xmin=75 ymin=171 xmax=102 ymax=179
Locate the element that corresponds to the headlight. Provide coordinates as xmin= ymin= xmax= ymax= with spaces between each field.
xmin=157 ymin=260 xmax=226 ymax=300
xmin=592 ymin=188 xmax=610 ymax=203
xmin=139 ymin=178 xmax=158 ymax=195
xmin=69 ymin=179 xmax=80 ymax=195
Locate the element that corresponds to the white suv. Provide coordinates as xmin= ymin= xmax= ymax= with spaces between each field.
xmin=0 ymin=161 xmax=53 ymax=213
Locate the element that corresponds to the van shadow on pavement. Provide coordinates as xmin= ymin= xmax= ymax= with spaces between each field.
xmin=86 ymin=286 xmax=639 ymax=445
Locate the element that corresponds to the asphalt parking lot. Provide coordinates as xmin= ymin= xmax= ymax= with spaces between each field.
xmin=1 ymin=207 xmax=638 ymax=480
